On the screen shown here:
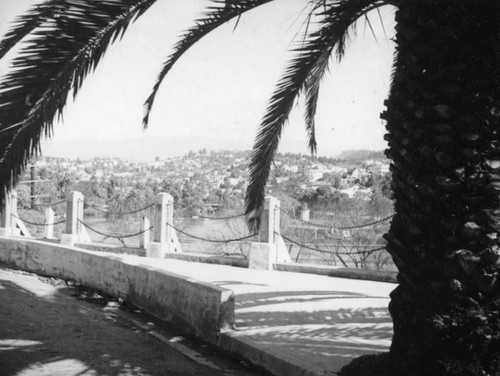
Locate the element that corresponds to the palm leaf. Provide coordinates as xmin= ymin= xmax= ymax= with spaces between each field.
xmin=245 ymin=0 xmax=389 ymax=230
xmin=142 ymin=0 xmax=273 ymax=129
xmin=0 ymin=0 xmax=157 ymax=202
xmin=0 ymin=0 xmax=69 ymax=60
xmin=303 ymin=51 xmax=332 ymax=156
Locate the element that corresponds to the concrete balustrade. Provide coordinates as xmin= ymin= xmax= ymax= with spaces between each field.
xmin=4 ymin=188 xmax=292 ymax=270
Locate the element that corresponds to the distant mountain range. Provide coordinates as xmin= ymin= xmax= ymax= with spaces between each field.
xmin=40 ymin=135 xmax=384 ymax=162
xmin=338 ymin=149 xmax=387 ymax=161
xmin=40 ymin=135 xmax=310 ymax=161
xmin=40 ymin=136 xmax=252 ymax=161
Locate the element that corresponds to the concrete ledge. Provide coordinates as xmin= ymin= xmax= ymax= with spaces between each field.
xmin=67 ymin=243 xmax=395 ymax=284
xmin=164 ymin=252 xmax=248 ymax=268
xmin=0 ymin=236 xmax=235 ymax=343
xmin=274 ymin=262 xmax=398 ymax=283
xmin=218 ymin=333 xmax=316 ymax=376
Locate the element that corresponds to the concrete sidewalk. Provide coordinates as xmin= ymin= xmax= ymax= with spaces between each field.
xmin=139 ymin=259 xmax=395 ymax=376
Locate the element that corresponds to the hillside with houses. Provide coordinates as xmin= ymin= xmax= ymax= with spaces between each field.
xmin=20 ymin=149 xmax=392 ymax=217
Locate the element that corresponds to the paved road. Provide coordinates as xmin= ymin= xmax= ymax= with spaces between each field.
xmin=0 ymin=268 xmax=267 ymax=376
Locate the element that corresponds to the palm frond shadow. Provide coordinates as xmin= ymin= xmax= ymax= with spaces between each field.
xmin=231 ymin=288 xmax=392 ymax=372
xmin=0 ymin=275 xmax=190 ymax=376
xmin=235 ymin=290 xmax=369 ymax=309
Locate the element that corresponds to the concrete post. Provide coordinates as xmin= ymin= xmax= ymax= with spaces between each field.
xmin=61 ymin=191 xmax=84 ymax=246
xmin=249 ymin=196 xmax=291 ymax=270
xmin=165 ymin=194 xmax=174 ymax=252
xmin=0 ymin=190 xmax=15 ymax=236
xmin=147 ymin=193 xmax=172 ymax=257
xmin=140 ymin=216 xmax=150 ymax=250
xmin=272 ymin=199 xmax=292 ymax=265
xmin=258 ymin=196 xmax=278 ymax=244
xmin=44 ymin=207 xmax=55 ymax=239
xmin=300 ymin=203 xmax=310 ymax=222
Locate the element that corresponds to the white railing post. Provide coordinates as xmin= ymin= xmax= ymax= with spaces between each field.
xmin=249 ymin=196 xmax=291 ymax=270
xmin=156 ymin=193 xmax=168 ymax=244
xmin=166 ymin=195 xmax=182 ymax=253
xmin=258 ymin=196 xmax=277 ymax=244
xmin=0 ymin=189 xmax=15 ymax=236
xmin=140 ymin=216 xmax=150 ymax=250
xmin=147 ymin=193 xmax=182 ymax=257
xmin=273 ymin=199 xmax=292 ymax=264
xmin=9 ymin=191 xmax=29 ymax=237
xmin=61 ymin=191 xmax=88 ymax=246
xmin=44 ymin=207 xmax=55 ymax=239
xmin=165 ymin=194 xmax=174 ymax=249
xmin=300 ymin=203 xmax=310 ymax=222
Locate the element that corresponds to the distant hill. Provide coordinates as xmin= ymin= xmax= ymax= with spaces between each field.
xmin=338 ymin=149 xmax=386 ymax=161
xmin=41 ymin=136 xmax=385 ymax=163
xmin=41 ymin=135 xmax=319 ymax=162
xmin=41 ymin=135 xmax=253 ymax=162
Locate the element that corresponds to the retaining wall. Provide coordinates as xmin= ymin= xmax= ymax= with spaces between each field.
xmin=0 ymin=236 xmax=235 ymax=343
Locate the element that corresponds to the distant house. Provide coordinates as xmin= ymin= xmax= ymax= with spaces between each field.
xmin=344 ymin=168 xmax=370 ymax=185
xmin=340 ymin=184 xmax=372 ymax=200
xmin=365 ymin=162 xmax=391 ymax=176
xmin=307 ymin=162 xmax=329 ymax=182
xmin=309 ymin=180 xmax=331 ymax=189
xmin=380 ymin=164 xmax=390 ymax=174
xmin=276 ymin=177 xmax=289 ymax=184
xmin=228 ymin=178 xmax=240 ymax=186
xmin=308 ymin=169 xmax=324 ymax=182
xmin=283 ymin=164 xmax=299 ymax=173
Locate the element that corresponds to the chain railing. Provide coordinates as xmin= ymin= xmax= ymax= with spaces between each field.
xmin=11 ymin=213 xmax=66 ymax=227
xmin=166 ymin=222 xmax=257 ymax=244
xmin=4 ymin=189 xmax=394 ymax=271
xmin=279 ymin=232 xmax=386 ymax=256
xmin=18 ymin=198 xmax=67 ymax=208
xmin=285 ymin=210 xmax=394 ymax=230
xmin=280 ymin=207 xmax=393 ymax=267
xmin=194 ymin=212 xmax=246 ymax=220
xmin=84 ymin=202 xmax=154 ymax=216
xmin=78 ymin=219 xmax=153 ymax=243
xmin=83 ymin=203 xmax=109 ymax=213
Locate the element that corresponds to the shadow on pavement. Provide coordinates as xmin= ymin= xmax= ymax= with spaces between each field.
xmin=0 ymin=273 xmax=208 ymax=376
xmin=231 ymin=289 xmax=393 ymax=373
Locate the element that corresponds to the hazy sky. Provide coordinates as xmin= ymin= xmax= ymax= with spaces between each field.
xmin=0 ymin=0 xmax=396 ymax=160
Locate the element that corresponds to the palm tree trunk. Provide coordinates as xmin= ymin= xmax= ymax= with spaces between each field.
xmin=382 ymin=1 xmax=500 ymax=375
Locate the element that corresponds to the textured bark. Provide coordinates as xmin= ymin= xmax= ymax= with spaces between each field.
xmin=382 ymin=1 xmax=500 ymax=375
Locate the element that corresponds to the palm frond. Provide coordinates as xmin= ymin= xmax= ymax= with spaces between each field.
xmin=0 ymin=0 xmax=157 ymax=202
xmin=245 ymin=0 xmax=389 ymax=231
xmin=0 ymin=0 xmax=68 ymax=60
xmin=142 ymin=0 xmax=273 ymax=129
xmin=303 ymin=51 xmax=331 ymax=155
